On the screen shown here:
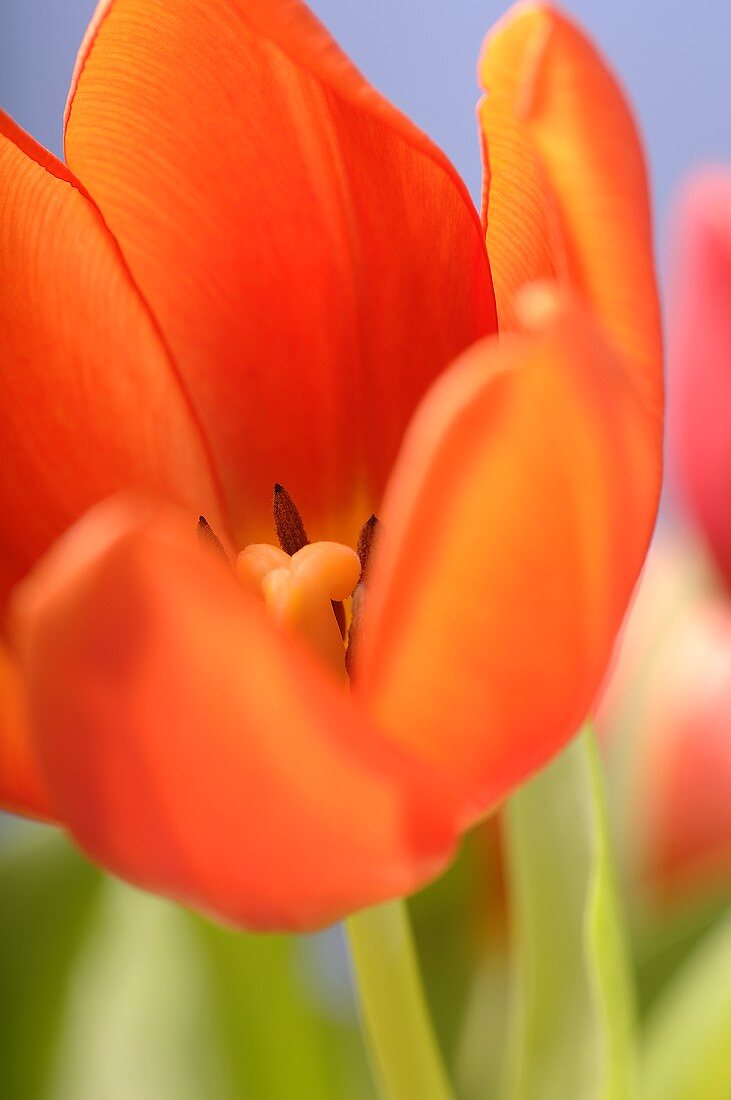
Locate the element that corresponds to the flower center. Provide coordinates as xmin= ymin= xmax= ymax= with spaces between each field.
xmin=199 ymin=486 xmax=378 ymax=680
xmin=238 ymin=540 xmax=359 ymax=679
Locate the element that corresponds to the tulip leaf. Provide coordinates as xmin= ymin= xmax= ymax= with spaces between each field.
xmin=640 ymin=905 xmax=731 ymax=1100
xmin=499 ymin=728 xmax=638 ymax=1100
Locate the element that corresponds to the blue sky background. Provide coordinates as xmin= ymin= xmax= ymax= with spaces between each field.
xmin=1 ymin=0 xmax=730 ymax=262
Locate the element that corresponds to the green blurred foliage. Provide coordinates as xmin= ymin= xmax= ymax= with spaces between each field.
xmin=1 ymin=765 xmax=730 ymax=1100
xmin=0 ymin=825 xmax=102 ymax=1100
xmin=46 ymin=875 xmax=229 ymax=1100
xmin=498 ymin=731 xmax=637 ymax=1100
xmin=0 ymin=822 xmax=375 ymax=1100
xmin=641 ymin=907 xmax=731 ymax=1100
xmin=408 ymin=825 xmax=509 ymax=1100
xmin=193 ymin=915 xmax=374 ymax=1100
xmin=631 ymin=894 xmax=731 ymax=1018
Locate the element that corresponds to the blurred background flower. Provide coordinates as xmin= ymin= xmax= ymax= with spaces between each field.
xmin=596 ymin=169 xmax=731 ymax=1044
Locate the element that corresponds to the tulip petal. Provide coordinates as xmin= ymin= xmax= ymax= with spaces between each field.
xmin=479 ymin=3 xmax=662 ymax=417
xmin=13 ymin=497 xmax=456 ymax=930
xmin=669 ymin=171 xmax=731 ymax=589
xmin=64 ymin=0 xmax=496 ymax=547
xmin=0 ymin=640 xmax=53 ymax=820
xmin=358 ymin=299 xmax=660 ymax=825
xmin=0 ymin=111 xmax=226 ymax=607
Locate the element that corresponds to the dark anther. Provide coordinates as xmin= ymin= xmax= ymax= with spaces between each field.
xmin=273 ymin=483 xmax=309 ymax=555
xmin=355 ymin=514 xmax=380 ymax=582
xmin=332 ymin=599 xmax=347 ymax=639
xmin=197 ymin=516 xmax=230 ymax=564
xmin=346 ymin=514 xmax=381 ymax=677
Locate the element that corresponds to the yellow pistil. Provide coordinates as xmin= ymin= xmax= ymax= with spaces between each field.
xmin=199 ymin=487 xmax=378 ymax=680
xmin=237 ymin=541 xmax=360 ymax=679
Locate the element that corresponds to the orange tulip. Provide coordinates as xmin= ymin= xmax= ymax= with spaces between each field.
xmin=1 ymin=1 xmax=662 ymax=929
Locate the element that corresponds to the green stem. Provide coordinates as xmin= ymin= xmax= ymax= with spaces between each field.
xmin=345 ymin=899 xmax=457 ymax=1100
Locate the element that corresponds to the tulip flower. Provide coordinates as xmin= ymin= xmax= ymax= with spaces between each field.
xmin=669 ymin=170 xmax=731 ymax=591
xmin=642 ymin=596 xmax=731 ymax=900
xmin=598 ymin=539 xmax=731 ymax=904
xmin=597 ymin=169 xmax=731 ymax=908
xmin=0 ymin=0 xmax=662 ymax=930
xmin=662 ymin=170 xmax=731 ymax=897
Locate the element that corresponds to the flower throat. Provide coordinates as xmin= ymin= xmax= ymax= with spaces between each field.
xmin=198 ymin=485 xmax=379 ymax=681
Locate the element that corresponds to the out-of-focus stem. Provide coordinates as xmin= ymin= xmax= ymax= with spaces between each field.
xmin=346 ymin=898 xmax=457 ymax=1100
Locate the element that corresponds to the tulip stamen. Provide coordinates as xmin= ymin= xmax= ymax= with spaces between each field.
xmin=273 ymin=483 xmax=308 ymax=555
xmin=345 ymin=515 xmax=381 ymax=678
xmin=355 ymin=514 xmax=379 ymax=581
xmin=332 ymin=595 xmax=348 ymax=640
xmin=197 ymin=515 xmax=230 ymax=564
